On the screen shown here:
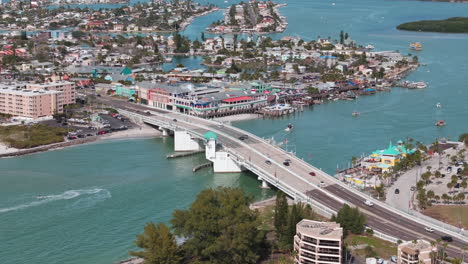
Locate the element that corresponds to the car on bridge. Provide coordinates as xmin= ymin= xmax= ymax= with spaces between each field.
xmin=441 ymin=236 xmax=453 ymax=242
xmin=364 ymin=200 xmax=374 ymax=207
xmin=265 ymin=160 xmax=272 ymax=165
xmin=309 ymin=172 xmax=316 ymax=176
xmin=424 ymin=227 xmax=434 ymax=233
xmin=239 ymin=135 xmax=249 ymax=140
xmin=319 ymin=181 xmax=326 ymax=187
xmin=283 ymin=161 xmax=290 ymax=166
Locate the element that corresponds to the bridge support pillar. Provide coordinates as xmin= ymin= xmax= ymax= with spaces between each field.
xmin=161 ymin=128 xmax=170 ymax=137
xmin=205 ymin=136 xmax=244 ymax=173
xmin=261 ymin=180 xmax=270 ymax=189
xmin=174 ymin=130 xmax=202 ymax=152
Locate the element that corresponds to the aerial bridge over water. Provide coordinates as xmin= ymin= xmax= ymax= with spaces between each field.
xmin=114 ymin=106 xmax=468 ymax=257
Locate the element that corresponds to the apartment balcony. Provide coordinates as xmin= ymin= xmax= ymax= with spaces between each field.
xmin=317 ymin=255 xmax=340 ymax=262
xmin=317 ymin=248 xmax=340 ymax=255
xmin=302 ymin=236 xmax=318 ymax=244
xmin=301 ymin=244 xmax=317 ymax=253
xmin=299 ymin=257 xmax=316 ymax=264
xmin=301 ymin=251 xmax=317 ymax=260
xmin=318 ymin=241 xmax=340 ymax=247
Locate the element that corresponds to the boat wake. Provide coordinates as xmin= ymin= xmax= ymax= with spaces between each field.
xmin=0 ymin=188 xmax=110 ymax=214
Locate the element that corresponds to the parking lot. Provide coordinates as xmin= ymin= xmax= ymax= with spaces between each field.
xmin=40 ymin=112 xmax=135 ymax=140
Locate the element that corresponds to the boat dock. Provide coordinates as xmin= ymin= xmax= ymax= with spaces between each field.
xmin=193 ymin=162 xmax=213 ymax=172
xmin=166 ymin=150 xmax=204 ymax=159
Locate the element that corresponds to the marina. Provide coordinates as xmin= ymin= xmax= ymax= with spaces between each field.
xmin=1 ymin=0 xmax=468 ymax=263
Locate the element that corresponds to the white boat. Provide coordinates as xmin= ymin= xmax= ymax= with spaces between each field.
xmin=365 ymin=44 xmax=375 ymax=50
xmin=436 ymin=103 xmax=442 ymax=108
xmin=36 ymin=195 xmax=47 ymax=199
xmin=352 ymin=111 xmax=360 ymax=117
xmin=285 ymin=123 xmax=294 ymax=132
xmin=264 ymin=103 xmax=294 ymax=111
xmin=414 ymin=82 xmax=427 ymax=89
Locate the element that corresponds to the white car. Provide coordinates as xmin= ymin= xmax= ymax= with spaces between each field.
xmin=364 ymin=200 xmax=374 ymax=207
xmin=424 ymin=226 xmax=435 ymax=232
xmin=319 ymin=181 xmax=326 ymax=187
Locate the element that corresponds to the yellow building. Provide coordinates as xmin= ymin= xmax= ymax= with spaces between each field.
xmin=367 ymin=141 xmax=414 ymax=172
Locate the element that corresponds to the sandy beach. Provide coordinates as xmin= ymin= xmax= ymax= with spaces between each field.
xmin=0 ymin=143 xmax=19 ymax=155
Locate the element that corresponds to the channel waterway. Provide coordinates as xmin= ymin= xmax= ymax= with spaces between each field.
xmin=2 ymin=0 xmax=468 ymax=263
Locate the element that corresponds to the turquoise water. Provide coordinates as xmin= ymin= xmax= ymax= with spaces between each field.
xmin=2 ymin=0 xmax=468 ymax=263
xmin=0 ymin=138 xmax=273 ymax=264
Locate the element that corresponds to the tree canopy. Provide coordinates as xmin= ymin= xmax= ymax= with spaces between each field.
xmin=130 ymin=222 xmax=182 ymax=264
xmin=331 ymin=204 xmax=365 ymax=235
xmin=170 ymin=187 xmax=267 ymax=264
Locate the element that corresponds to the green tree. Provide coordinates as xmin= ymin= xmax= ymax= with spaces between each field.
xmin=274 ymin=191 xmax=289 ymax=242
xmin=283 ymin=203 xmax=315 ymax=246
xmin=171 ymin=187 xmax=267 ymax=264
xmin=130 ymin=222 xmax=182 ymax=264
xmin=331 ymin=204 xmax=365 ymax=235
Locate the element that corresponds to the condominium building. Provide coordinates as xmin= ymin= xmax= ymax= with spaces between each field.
xmin=0 ymin=84 xmax=64 ymax=118
xmin=294 ymin=219 xmax=343 ymax=264
xmin=26 ymin=81 xmax=75 ymax=105
xmin=397 ymin=239 xmax=435 ymax=264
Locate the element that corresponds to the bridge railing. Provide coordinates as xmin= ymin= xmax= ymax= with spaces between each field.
xmin=200 ymin=117 xmax=468 ymax=241
xmin=119 ymin=108 xmax=467 ymax=242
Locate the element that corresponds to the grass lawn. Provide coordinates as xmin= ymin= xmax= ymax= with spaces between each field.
xmin=345 ymin=234 xmax=397 ymax=259
xmin=0 ymin=124 xmax=68 ymax=149
xmin=423 ymin=205 xmax=468 ymax=229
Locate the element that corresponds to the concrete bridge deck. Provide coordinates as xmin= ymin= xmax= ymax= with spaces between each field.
xmin=96 ymin=96 xmax=468 ymax=256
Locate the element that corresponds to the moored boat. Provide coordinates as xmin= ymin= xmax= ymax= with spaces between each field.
xmin=435 ymin=120 xmax=446 ymax=127
xmin=410 ymin=42 xmax=423 ymax=51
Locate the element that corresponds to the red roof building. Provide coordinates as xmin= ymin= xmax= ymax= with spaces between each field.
xmin=222 ymin=96 xmax=253 ymax=104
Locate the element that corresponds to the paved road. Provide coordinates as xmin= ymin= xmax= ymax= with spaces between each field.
xmin=97 ymin=96 xmax=467 ymax=256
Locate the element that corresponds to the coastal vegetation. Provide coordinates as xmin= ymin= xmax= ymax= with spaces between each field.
xmin=0 ymin=124 xmax=67 ymax=149
xmin=131 ymin=187 xmax=269 ymax=264
xmin=331 ymin=204 xmax=366 ymax=235
xmin=345 ymin=234 xmax=397 ymax=259
xmin=273 ymin=191 xmax=316 ymax=251
xmin=397 ymin=17 xmax=468 ymax=33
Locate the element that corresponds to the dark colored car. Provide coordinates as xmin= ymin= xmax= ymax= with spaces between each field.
xmin=239 ymin=135 xmax=248 ymax=140
xmin=265 ymin=160 xmax=272 ymax=165
xmin=309 ymin=172 xmax=316 ymax=176
xmin=173 ymin=119 xmax=177 ymax=122
xmin=395 ymin=189 xmax=400 ymax=194
xmin=441 ymin=236 xmax=453 ymax=242
xmin=283 ymin=161 xmax=290 ymax=166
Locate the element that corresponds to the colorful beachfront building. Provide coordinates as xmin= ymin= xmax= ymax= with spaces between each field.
xmin=136 ymin=82 xmax=268 ymax=117
xmin=364 ymin=140 xmax=415 ymax=172
xmin=114 ymin=84 xmax=136 ymax=98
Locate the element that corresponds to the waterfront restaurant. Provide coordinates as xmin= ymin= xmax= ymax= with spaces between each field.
xmin=362 ymin=141 xmax=415 ymax=172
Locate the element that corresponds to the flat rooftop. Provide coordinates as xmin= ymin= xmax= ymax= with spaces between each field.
xmin=400 ymin=240 xmax=433 ymax=254
xmin=0 ymin=85 xmax=62 ymax=96
xmin=296 ymin=219 xmax=343 ymax=240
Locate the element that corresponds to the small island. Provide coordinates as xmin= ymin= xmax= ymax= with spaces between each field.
xmin=207 ymin=0 xmax=287 ymax=34
xmin=397 ymin=17 xmax=468 ymax=33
